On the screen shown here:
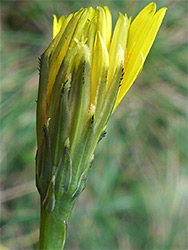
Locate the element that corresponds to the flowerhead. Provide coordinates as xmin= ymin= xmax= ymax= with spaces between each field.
xmin=36 ymin=3 xmax=166 ymax=203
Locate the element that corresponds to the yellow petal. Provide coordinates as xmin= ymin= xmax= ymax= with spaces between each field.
xmin=57 ymin=13 xmax=73 ymax=38
xmin=90 ymin=31 xmax=109 ymax=105
xmin=53 ymin=15 xmax=58 ymax=38
xmin=128 ymin=2 xmax=157 ymax=47
xmin=52 ymin=13 xmax=73 ymax=56
xmin=96 ymin=6 xmax=107 ymax=47
xmin=86 ymin=17 xmax=97 ymax=63
xmin=107 ymin=13 xmax=128 ymax=90
xmin=114 ymin=3 xmax=167 ymax=110
xmin=103 ymin=6 xmax=112 ymax=51
xmin=81 ymin=8 xmax=96 ymax=43
xmin=53 ymin=15 xmax=65 ymax=39
xmin=88 ymin=7 xmax=96 ymax=21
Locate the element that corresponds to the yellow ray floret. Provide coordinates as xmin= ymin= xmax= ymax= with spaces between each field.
xmin=53 ymin=15 xmax=64 ymax=38
xmin=103 ymin=6 xmax=112 ymax=51
xmin=114 ymin=2 xmax=167 ymax=110
xmin=107 ymin=13 xmax=128 ymax=91
xmin=96 ymin=7 xmax=107 ymax=47
xmin=90 ymin=31 xmax=109 ymax=105
xmin=41 ymin=3 xmax=166 ymax=130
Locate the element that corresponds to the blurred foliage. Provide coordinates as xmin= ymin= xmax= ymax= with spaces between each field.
xmin=0 ymin=0 xmax=187 ymax=249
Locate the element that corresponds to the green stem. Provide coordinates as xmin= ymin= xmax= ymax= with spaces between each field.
xmin=38 ymin=195 xmax=75 ymax=250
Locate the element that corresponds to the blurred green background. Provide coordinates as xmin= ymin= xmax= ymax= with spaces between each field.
xmin=1 ymin=0 xmax=187 ymax=249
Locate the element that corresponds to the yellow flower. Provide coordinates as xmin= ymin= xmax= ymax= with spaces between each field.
xmin=37 ymin=2 xmax=166 ymax=147
xmin=36 ymin=4 xmax=167 ymax=248
xmin=52 ymin=2 xmax=166 ymax=109
xmin=36 ymin=2 xmax=166 ymax=210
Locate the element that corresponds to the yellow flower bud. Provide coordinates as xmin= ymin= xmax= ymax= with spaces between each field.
xmin=36 ymin=2 xmax=166 ymax=214
xmin=36 ymin=4 xmax=167 ymax=249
